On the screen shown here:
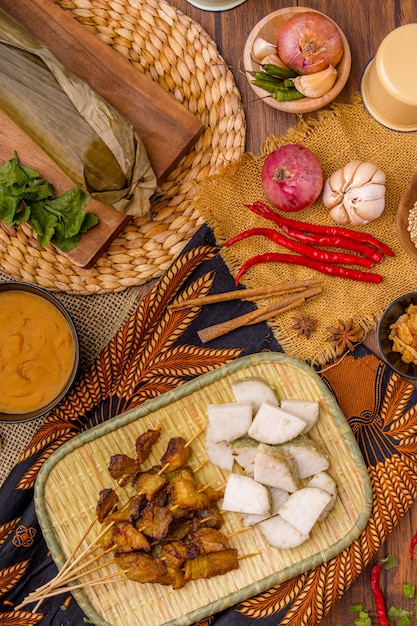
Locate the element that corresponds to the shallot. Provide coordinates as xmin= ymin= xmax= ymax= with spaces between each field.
xmin=261 ymin=144 xmax=323 ymax=212
xmin=277 ymin=12 xmax=344 ymax=75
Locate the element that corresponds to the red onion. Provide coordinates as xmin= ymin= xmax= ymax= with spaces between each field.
xmin=261 ymin=144 xmax=323 ymax=212
xmin=277 ymin=12 xmax=344 ymax=75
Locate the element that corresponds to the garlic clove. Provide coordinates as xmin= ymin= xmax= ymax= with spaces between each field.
xmin=293 ymin=65 xmax=337 ymax=98
xmin=260 ymin=53 xmax=290 ymax=69
xmin=349 ymin=182 xmax=386 ymax=202
xmin=340 ymin=160 xmax=362 ymax=191
xmin=322 ymin=177 xmax=344 ymax=208
xmin=329 ymin=203 xmax=350 ymax=225
xmin=327 ymin=168 xmax=345 ymax=195
xmin=346 ymin=197 xmax=385 ymax=224
xmin=371 ymin=168 xmax=386 ymax=184
xmin=252 ymin=37 xmax=278 ymax=62
xmin=349 ymin=162 xmax=381 ymax=189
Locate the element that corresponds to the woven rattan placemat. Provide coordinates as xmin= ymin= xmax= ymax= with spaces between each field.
xmin=0 ymin=0 xmax=246 ymax=295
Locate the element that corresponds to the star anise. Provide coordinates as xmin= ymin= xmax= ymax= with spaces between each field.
xmin=292 ymin=312 xmax=316 ymax=339
xmin=326 ymin=319 xmax=363 ymax=355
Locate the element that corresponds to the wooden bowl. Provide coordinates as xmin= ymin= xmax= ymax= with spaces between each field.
xmin=243 ymin=7 xmax=351 ymax=113
xmin=377 ymin=292 xmax=417 ymax=379
xmin=396 ymin=171 xmax=417 ymax=260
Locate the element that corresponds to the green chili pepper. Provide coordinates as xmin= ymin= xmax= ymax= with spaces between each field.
xmin=251 ymin=71 xmax=284 ymax=84
xmin=262 ymin=63 xmax=298 ymax=79
xmin=271 ymin=88 xmax=305 ymax=101
xmin=251 ymin=79 xmax=292 ymax=94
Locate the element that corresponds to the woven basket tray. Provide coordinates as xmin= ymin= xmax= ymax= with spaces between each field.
xmin=0 ymin=0 xmax=246 ymax=295
xmin=35 ymin=353 xmax=372 ymax=626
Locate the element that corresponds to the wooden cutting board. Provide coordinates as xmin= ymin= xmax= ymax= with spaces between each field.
xmin=0 ymin=108 xmax=130 ymax=268
xmin=0 ymin=0 xmax=204 ymax=184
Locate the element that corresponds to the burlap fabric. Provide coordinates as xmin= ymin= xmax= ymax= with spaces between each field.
xmin=195 ymin=95 xmax=417 ymax=365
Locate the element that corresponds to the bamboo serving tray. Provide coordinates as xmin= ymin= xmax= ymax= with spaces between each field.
xmin=34 ymin=353 xmax=372 ymax=626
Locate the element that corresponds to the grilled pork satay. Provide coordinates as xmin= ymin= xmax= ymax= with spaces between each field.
xmin=183 ymin=549 xmax=238 ymax=581
xmin=96 ymin=488 xmax=119 ymax=523
xmin=194 ymin=507 xmax=225 ymax=529
xmin=165 ymin=565 xmax=186 ymax=590
xmin=106 ymin=492 xmax=147 ymax=524
xmin=160 ymin=436 xmax=191 ymax=472
xmin=108 ymin=453 xmax=141 ymax=484
xmin=159 ymin=539 xmax=198 ymax=569
xmin=112 ymin=522 xmax=152 ymax=554
xmin=135 ymin=428 xmax=161 ymax=464
xmin=169 ymin=476 xmax=211 ymax=511
xmin=137 ymin=501 xmax=173 ymax=540
xmin=132 ymin=466 xmax=168 ymax=499
xmin=114 ymin=551 xmax=173 ymax=585
xmin=189 ymin=527 xmax=229 ymax=555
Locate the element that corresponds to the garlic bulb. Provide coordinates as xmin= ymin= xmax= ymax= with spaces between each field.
xmin=322 ymin=160 xmax=386 ymax=225
xmin=293 ymin=65 xmax=337 ymax=98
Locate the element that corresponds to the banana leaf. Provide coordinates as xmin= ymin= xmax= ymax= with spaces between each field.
xmin=0 ymin=8 xmax=158 ymax=216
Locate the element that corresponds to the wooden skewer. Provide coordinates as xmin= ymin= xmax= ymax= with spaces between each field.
xmin=197 ymin=285 xmax=322 ymax=343
xmin=18 ymin=570 xmax=131 ymax=608
xmin=20 ymin=550 xmax=261 ymax=608
xmin=168 ymin=278 xmax=322 ymax=310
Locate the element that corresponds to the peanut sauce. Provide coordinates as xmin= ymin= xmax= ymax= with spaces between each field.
xmin=0 ymin=291 xmax=76 ymax=414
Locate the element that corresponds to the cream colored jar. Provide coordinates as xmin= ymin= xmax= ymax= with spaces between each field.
xmin=361 ymin=23 xmax=417 ymax=131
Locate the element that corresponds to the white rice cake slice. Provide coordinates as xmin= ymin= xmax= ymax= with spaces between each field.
xmin=241 ymin=487 xmax=289 ymax=527
xmin=231 ymin=436 xmax=259 ymax=476
xmin=278 ymin=486 xmax=333 ymax=536
xmin=280 ymin=399 xmax=319 ymax=433
xmin=280 ymin=436 xmax=329 ymax=479
xmin=259 ymin=514 xmax=309 ymax=549
xmin=222 ymin=473 xmax=271 ymax=516
xmin=205 ymin=423 xmax=235 ymax=471
xmin=207 ymin=401 xmax=253 ymax=443
xmin=231 ymin=378 xmax=279 ymax=413
xmin=248 ymin=401 xmax=307 ymax=444
xmin=253 ymin=443 xmax=299 ymax=492
xmin=307 ymin=471 xmax=337 ymax=519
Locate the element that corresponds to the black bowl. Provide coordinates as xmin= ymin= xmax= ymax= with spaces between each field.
xmin=0 ymin=281 xmax=80 ymax=423
xmin=377 ymin=292 xmax=417 ymax=379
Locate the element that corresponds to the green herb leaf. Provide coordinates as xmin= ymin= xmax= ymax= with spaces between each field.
xmin=403 ymin=583 xmax=416 ymax=599
xmin=388 ymin=606 xmax=413 ymax=625
xmin=0 ymin=153 xmax=98 ymax=252
xmin=348 ymin=605 xmax=371 ymax=626
xmin=381 ymin=553 xmax=398 ymax=569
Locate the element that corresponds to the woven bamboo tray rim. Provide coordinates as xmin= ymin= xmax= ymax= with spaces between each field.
xmin=35 ymin=353 xmax=372 ymax=626
xmin=0 ymin=0 xmax=246 ymax=295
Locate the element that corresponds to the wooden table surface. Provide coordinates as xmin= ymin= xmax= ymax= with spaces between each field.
xmin=167 ymin=1 xmax=417 ymax=623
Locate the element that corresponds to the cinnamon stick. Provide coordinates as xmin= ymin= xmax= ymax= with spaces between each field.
xmin=197 ymin=286 xmax=322 ymax=343
xmin=168 ymin=277 xmax=323 ymax=311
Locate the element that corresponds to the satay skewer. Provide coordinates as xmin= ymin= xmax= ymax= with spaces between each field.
xmin=23 ymin=425 xmax=217 ymax=609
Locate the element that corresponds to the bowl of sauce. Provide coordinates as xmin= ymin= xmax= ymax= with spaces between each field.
xmin=0 ymin=282 xmax=79 ymax=423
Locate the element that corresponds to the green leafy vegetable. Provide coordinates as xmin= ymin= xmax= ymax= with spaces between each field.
xmin=0 ymin=152 xmax=98 ymax=251
xmin=388 ymin=605 xmax=413 ymax=625
xmin=349 ymin=604 xmax=371 ymax=626
xmin=403 ymin=583 xmax=416 ymax=599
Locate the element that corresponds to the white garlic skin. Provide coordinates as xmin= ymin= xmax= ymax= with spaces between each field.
xmin=322 ymin=161 xmax=386 ymax=225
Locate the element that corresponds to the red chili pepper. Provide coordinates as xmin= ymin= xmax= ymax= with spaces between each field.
xmin=370 ymin=562 xmax=389 ymax=626
xmin=409 ymin=531 xmax=417 ymax=560
xmin=245 ymin=201 xmax=395 ymax=258
xmin=278 ymin=223 xmax=384 ymax=264
xmin=224 ymin=227 xmax=374 ymax=268
xmin=235 ymin=252 xmax=383 ymax=286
